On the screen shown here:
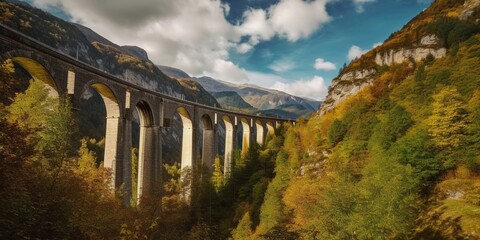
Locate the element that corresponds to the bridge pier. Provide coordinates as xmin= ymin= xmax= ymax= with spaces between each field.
xmin=241 ymin=118 xmax=251 ymax=155
xmin=120 ymin=109 xmax=133 ymax=205
xmin=137 ymin=124 xmax=155 ymax=204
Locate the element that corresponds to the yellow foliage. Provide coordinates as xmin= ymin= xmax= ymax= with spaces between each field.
xmin=283 ymin=178 xmax=324 ymax=231
xmin=447 ymin=11 xmax=459 ymax=18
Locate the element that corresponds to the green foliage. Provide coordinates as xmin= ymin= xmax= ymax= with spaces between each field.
xmin=132 ymin=147 xmax=139 ymax=206
xmin=414 ymin=64 xmax=426 ymax=82
xmin=256 ymin=151 xmax=291 ymax=235
xmin=36 ymin=97 xmax=77 ymax=174
xmin=6 ymin=78 xmax=55 ymax=131
xmin=427 ymin=17 xmax=480 ymax=48
xmin=347 ymin=156 xmax=418 ymax=239
xmin=231 ymin=212 xmax=253 ymax=240
xmin=212 ymin=156 xmax=224 ymax=192
xmin=426 ymin=87 xmax=467 ymax=156
xmin=393 ymin=127 xmax=442 ymax=184
xmin=327 ymin=119 xmax=346 ymax=146
xmin=370 ymin=103 xmax=413 ymax=150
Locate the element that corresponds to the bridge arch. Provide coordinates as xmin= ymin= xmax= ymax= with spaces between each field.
xmin=266 ymin=121 xmax=275 ymax=142
xmin=1 ymin=51 xmax=59 ymax=97
xmin=78 ymin=81 xmax=122 ymax=189
xmin=134 ymin=100 xmax=156 ymax=204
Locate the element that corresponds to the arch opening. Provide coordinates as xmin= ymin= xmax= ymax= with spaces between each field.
xmin=78 ymin=83 xmax=120 ymax=182
xmin=200 ymin=114 xmax=215 ymax=171
xmin=133 ymin=100 xmax=155 ymax=205
xmin=177 ymin=107 xmax=193 ymax=201
xmin=9 ymin=57 xmax=58 ymax=97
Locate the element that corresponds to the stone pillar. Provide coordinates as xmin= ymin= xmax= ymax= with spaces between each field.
xmin=202 ymin=128 xmax=215 ymax=170
xmin=137 ymin=124 xmax=155 ymax=204
xmin=67 ymin=68 xmax=75 ymax=95
xmin=223 ymin=119 xmax=236 ymax=178
xmin=153 ymin=125 xmax=162 ymax=197
xmin=104 ymin=116 xmax=121 ymax=187
xmin=180 ymin=116 xmax=194 ymax=203
xmin=255 ymin=121 xmax=264 ymax=145
xmin=241 ymin=119 xmax=250 ymax=155
xmin=121 ymin=92 xmax=132 ymax=205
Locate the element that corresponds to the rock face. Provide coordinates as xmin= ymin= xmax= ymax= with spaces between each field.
xmin=460 ymin=0 xmax=480 ymax=20
xmin=319 ymin=69 xmax=376 ymax=115
xmin=375 ymin=35 xmax=446 ymax=66
xmin=318 ymin=34 xmax=447 ymax=116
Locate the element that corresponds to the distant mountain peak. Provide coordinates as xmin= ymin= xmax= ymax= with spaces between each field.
xmin=74 ymin=23 xmax=149 ymax=61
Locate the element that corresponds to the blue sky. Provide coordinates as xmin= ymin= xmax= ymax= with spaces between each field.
xmin=26 ymin=0 xmax=432 ymax=100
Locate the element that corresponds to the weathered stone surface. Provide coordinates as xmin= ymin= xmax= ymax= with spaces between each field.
xmin=318 ymin=34 xmax=447 ymax=116
xmin=460 ymin=0 xmax=480 ymax=20
xmin=318 ymin=69 xmax=376 ymax=115
xmin=420 ymin=34 xmax=440 ymax=46
xmin=375 ymin=47 xmax=446 ymax=66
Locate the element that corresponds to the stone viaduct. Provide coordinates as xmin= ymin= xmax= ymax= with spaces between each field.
xmin=0 ymin=24 xmax=294 ymax=204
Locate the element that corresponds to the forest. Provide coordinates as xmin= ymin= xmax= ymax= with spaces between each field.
xmin=1 ymin=0 xmax=480 ymax=239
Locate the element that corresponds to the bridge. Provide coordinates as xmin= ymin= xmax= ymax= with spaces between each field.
xmin=0 ymin=24 xmax=294 ymax=204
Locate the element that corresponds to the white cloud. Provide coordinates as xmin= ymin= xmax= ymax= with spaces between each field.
xmin=269 ymin=0 xmax=331 ymax=41
xmin=372 ymin=42 xmax=382 ymax=48
xmin=28 ymin=0 xmax=333 ymax=91
xmin=245 ymin=71 xmax=288 ymax=87
xmin=352 ymin=0 xmax=376 ymax=13
xmin=200 ymin=59 xmax=249 ymax=84
xmin=237 ymin=0 xmax=331 ymax=43
xmin=347 ymin=42 xmax=383 ymax=61
xmin=269 ymin=59 xmax=296 ymax=73
xmin=314 ymin=58 xmax=336 ymax=71
xmin=348 ymin=45 xmax=367 ymax=61
xmin=271 ymin=76 xmax=328 ymax=100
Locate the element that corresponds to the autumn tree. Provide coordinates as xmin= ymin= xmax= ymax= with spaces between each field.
xmin=426 ymin=87 xmax=467 ymax=156
xmin=211 ymin=156 xmax=224 ymax=192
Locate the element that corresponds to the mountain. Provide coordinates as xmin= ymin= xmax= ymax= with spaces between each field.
xmin=194 ymin=76 xmax=321 ymax=112
xmin=157 ymin=65 xmax=192 ymax=79
xmin=0 ymin=0 xmax=218 ymax=107
xmin=258 ymin=103 xmax=314 ymax=119
xmin=318 ymin=0 xmax=480 ymax=116
xmin=211 ymin=91 xmax=256 ymax=112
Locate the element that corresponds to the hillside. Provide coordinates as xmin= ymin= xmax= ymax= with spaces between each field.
xmin=211 ymin=91 xmax=256 ymax=112
xmin=259 ymin=103 xmax=314 ymax=119
xmin=226 ymin=0 xmax=480 ymax=239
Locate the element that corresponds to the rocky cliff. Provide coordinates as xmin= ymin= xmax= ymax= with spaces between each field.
xmin=318 ymin=0 xmax=480 ymax=116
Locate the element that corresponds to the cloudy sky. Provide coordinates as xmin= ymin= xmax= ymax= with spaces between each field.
xmin=25 ymin=0 xmax=432 ymax=100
